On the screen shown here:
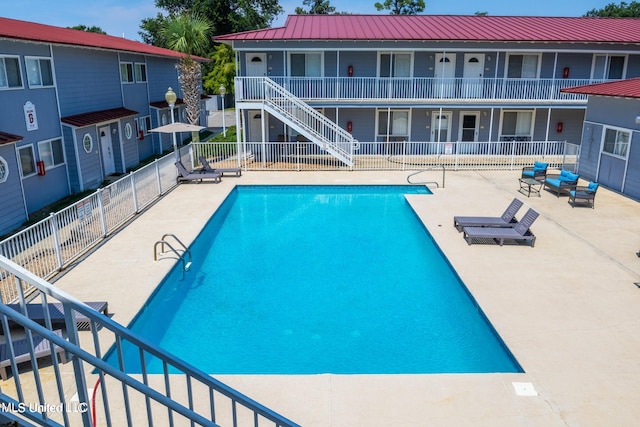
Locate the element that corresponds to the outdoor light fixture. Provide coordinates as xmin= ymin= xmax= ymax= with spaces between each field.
xmin=165 ymin=87 xmax=179 ymax=162
xmin=219 ymin=84 xmax=227 ymax=137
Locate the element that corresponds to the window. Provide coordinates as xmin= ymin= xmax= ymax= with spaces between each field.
xmin=500 ymin=111 xmax=533 ymax=141
xmin=290 ymin=53 xmax=322 ymax=77
xmin=377 ymin=110 xmax=409 ymax=140
xmin=134 ymin=63 xmax=147 ymax=82
xmin=120 ymin=62 xmax=134 ymax=83
xmin=592 ymin=55 xmax=626 ymax=80
xmin=83 ymin=134 xmax=93 ymax=153
xmin=0 ymin=56 xmax=22 ymax=89
xmin=139 ymin=116 xmax=151 ymax=135
xmin=602 ymin=127 xmax=630 ymax=157
xmin=18 ymin=145 xmax=36 ymax=176
xmin=25 ymin=57 xmax=54 ymax=87
xmin=38 ymin=138 xmax=64 ymax=167
xmin=0 ymin=156 xmax=8 ymax=183
xmin=379 ymin=53 xmax=412 ymax=77
xmin=506 ymin=54 xmax=539 ymax=78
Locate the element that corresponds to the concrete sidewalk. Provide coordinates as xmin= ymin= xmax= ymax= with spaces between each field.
xmin=40 ymin=170 xmax=640 ymax=426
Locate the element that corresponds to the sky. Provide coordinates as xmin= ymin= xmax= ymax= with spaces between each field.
xmin=2 ymin=0 xmax=614 ymax=42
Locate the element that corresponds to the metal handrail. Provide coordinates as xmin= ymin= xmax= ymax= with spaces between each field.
xmin=0 ymin=254 xmax=300 ymax=427
xmin=157 ymin=234 xmax=192 ymax=268
xmin=407 ymin=164 xmax=446 ymax=188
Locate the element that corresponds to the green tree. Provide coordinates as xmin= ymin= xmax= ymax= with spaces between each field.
xmin=203 ymin=43 xmax=235 ymax=95
xmin=374 ymin=0 xmax=425 ymax=14
xmin=295 ymin=0 xmax=337 ymax=14
xmin=161 ymin=13 xmax=211 ymax=139
xmin=140 ymin=0 xmax=283 ymax=48
xmin=69 ymin=25 xmax=107 ymax=34
xmin=474 ymin=11 xmax=488 ymax=16
xmin=584 ymin=1 xmax=640 ymax=17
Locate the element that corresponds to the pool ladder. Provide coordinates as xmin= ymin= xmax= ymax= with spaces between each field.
xmin=407 ymin=164 xmax=445 ymax=188
xmin=154 ymin=233 xmax=192 ymax=279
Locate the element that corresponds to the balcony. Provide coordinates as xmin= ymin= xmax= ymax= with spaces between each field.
xmin=236 ymin=77 xmax=606 ymax=104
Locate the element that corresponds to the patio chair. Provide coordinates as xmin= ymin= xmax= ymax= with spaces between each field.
xmin=521 ymin=161 xmax=548 ymax=181
xmin=0 ymin=329 xmax=68 ymax=380
xmin=462 ymin=208 xmax=539 ymax=247
xmin=568 ymin=182 xmax=599 ymax=208
xmin=3 ymin=301 xmax=109 ymax=332
xmin=544 ymin=170 xmax=579 ymax=197
xmin=198 ymin=156 xmax=241 ymax=177
xmin=175 ymin=161 xmax=221 ymax=184
xmin=453 ymin=198 xmax=523 ymax=231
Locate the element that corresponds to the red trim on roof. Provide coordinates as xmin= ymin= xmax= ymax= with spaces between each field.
xmin=0 ymin=131 xmax=23 ymax=145
xmin=61 ymin=108 xmax=138 ymax=127
xmin=215 ymin=15 xmax=640 ymax=43
xmin=0 ymin=17 xmax=207 ymax=61
xmin=561 ymin=78 xmax=640 ymax=99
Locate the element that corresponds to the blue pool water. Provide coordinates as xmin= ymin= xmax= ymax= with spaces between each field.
xmin=116 ymin=185 xmax=521 ymax=374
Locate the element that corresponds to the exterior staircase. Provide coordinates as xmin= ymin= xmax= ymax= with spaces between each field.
xmin=236 ymin=77 xmax=358 ymax=166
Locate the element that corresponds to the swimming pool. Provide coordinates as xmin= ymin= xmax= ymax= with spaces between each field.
xmin=116 ymin=185 xmax=521 ymax=374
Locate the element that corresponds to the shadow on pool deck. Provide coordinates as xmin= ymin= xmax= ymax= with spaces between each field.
xmin=44 ymin=170 xmax=640 ymax=426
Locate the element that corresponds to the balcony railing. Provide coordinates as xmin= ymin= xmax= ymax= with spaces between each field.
xmin=235 ymin=77 xmax=607 ymax=103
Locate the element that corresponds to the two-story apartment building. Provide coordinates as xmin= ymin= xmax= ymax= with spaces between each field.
xmin=0 ymin=17 xmax=206 ymax=235
xmin=215 ymin=15 xmax=640 ymax=168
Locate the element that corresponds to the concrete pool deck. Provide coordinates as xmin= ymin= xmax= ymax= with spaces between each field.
xmin=50 ymin=170 xmax=640 ymax=426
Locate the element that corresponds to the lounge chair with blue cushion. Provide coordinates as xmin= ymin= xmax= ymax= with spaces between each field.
xmin=198 ymin=156 xmax=241 ymax=177
xmin=453 ymin=198 xmax=523 ymax=231
xmin=463 ymin=208 xmax=539 ymax=247
xmin=569 ymin=182 xmax=599 ymax=208
xmin=175 ymin=161 xmax=221 ymax=183
xmin=0 ymin=329 xmax=67 ymax=380
xmin=544 ymin=170 xmax=579 ymax=197
xmin=521 ymin=161 xmax=548 ymax=181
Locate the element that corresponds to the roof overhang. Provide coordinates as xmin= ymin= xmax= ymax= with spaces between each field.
xmin=0 ymin=131 xmax=23 ymax=146
xmin=61 ymin=107 xmax=138 ymax=128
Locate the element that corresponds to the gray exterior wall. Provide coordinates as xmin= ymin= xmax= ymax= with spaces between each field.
xmin=0 ymin=144 xmax=28 ymax=236
xmin=578 ymin=96 xmax=640 ymax=200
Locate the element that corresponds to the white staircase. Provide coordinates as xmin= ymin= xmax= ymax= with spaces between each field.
xmin=236 ymin=77 xmax=358 ymax=166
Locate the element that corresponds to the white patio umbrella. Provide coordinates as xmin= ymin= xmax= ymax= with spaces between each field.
xmin=149 ymin=122 xmax=205 ymax=133
xmin=150 ymin=122 xmax=206 ymax=163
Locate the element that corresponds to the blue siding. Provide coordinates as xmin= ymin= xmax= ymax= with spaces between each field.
xmin=21 ymin=164 xmax=69 ymax=212
xmin=54 ymin=47 xmax=122 ymax=115
xmin=624 ymin=132 xmax=640 ymax=200
xmin=577 ymin=122 xmax=603 ymax=182
xmin=63 ymin=126 xmax=81 ymax=193
xmin=120 ymin=117 xmax=140 ymax=169
xmin=73 ymin=126 xmax=103 ymax=190
xmin=0 ymin=145 xmax=28 ymax=235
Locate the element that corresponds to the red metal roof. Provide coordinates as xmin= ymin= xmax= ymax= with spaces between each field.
xmin=215 ymin=15 xmax=640 ymax=43
xmin=0 ymin=131 xmax=23 ymax=146
xmin=0 ymin=17 xmax=202 ymax=60
xmin=562 ymin=78 xmax=640 ymax=99
xmin=61 ymin=108 xmax=138 ymax=127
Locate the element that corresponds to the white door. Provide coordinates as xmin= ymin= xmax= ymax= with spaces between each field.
xmin=435 ymin=53 xmax=456 ymax=97
xmin=99 ymin=126 xmax=116 ymax=175
xmin=246 ymin=53 xmax=267 ymax=76
xmin=463 ymin=54 xmax=484 ymax=97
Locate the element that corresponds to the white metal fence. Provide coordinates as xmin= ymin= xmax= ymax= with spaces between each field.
xmin=194 ymin=140 xmax=578 ymax=172
xmin=0 ymin=151 xmax=185 ymax=303
xmin=1 ymin=140 xmax=579 ymax=303
xmin=243 ymin=77 xmax=604 ymax=103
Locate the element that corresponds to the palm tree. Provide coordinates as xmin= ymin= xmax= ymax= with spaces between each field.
xmin=161 ymin=14 xmax=211 ymax=140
